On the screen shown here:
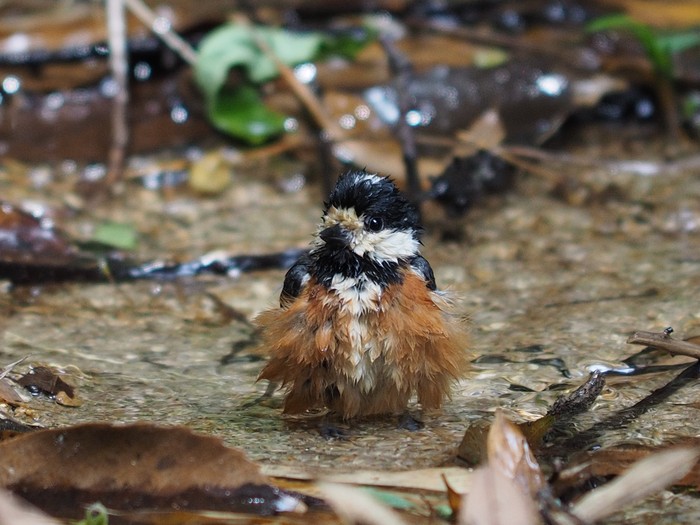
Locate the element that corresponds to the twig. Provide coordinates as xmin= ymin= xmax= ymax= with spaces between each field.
xmin=123 ymin=0 xmax=197 ymax=65
xmin=627 ymin=329 xmax=700 ymax=361
xmin=505 ymin=144 xmax=700 ymax=177
xmin=380 ymin=36 xmax=421 ymax=205
xmin=106 ymin=0 xmax=129 ymax=188
xmin=0 ymin=355 xmax=30 ymax=380
xmin=247 ymin=26 xmax=345 ymax=142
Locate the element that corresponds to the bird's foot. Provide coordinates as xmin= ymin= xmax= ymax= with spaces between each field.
xmin=319 ymin=421 xmax=349 ymax=440
xmin=398 ymin=412 xmax=424 ymax=431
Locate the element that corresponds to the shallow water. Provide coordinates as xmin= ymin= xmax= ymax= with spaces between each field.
xmin=1 ymin=151 xmax=700 ymax=521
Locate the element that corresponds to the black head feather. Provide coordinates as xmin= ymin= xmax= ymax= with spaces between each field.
xmin=325 ymin=170 xmax=421 ymax=236
xmin=311 ymin=170 xmax=423 ymax=289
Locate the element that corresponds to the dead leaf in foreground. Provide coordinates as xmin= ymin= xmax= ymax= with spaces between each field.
xmin=571 ymin=446 xmax=700 ymax=523
xmin=487 ymin=410 xmax=546 ymax=499
xmin=319 ymin=483 xmax=408 ymax=525
xmin=262 ymin=464 xmax=472 ymax=492
xmin=458 ymin=411 xmax=543 ymax=524
xmin=0 ymin=422 xmax=305 ymax=520
xmin=459 ymin=467 xmax=540 ymax=525
xmin=556 ymin=440 xmax=700 ymax=495
xmin=0 ymin=488 xmax=60 ymax=525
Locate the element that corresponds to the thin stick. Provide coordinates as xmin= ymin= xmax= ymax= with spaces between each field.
xmin=123 ymin=0 xmax=197 ymax=65
xmin=380 ymin=35 xmax=421 ymax=204
xmin=247 ymin=28 xmax=345 ymax=142
xmin=627 ymin=330 xmax=700 ymax=361
xmin=106 ymin=0 xmax=129 ymax=187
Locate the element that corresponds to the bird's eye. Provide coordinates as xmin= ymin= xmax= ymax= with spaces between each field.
xmin=366 ymin=216 xmax=384 ymax=232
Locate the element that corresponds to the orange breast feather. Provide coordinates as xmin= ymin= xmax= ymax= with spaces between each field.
xmin=256 ymin=270 xmax=470 ymax=419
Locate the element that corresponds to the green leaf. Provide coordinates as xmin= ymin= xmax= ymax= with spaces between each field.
xmin=587 ymin=14 xmax=674 ymax=77
xmin=360 ymin=487 xmax=416 ymax=510
xmin=657 ymin=29 xmax=700 ymax=55
xmin=207 ymin=86 xmax=287 ymax=145
xmin=318 ymin=27 xmax=378 ymax=60
xmin=194 ymin=24 xmax=323 ymax=100
xmin=92 ymin=222 xmax=137 ymax=251
xmin=73 ymin=502 xmax=109 ymax=525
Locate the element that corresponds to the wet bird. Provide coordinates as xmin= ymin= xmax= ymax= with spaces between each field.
xmin=255 ymin=170 xmax=469 ymax=425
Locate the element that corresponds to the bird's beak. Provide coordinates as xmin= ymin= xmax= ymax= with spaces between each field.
xmin=319 ymin=223 xmax=352 ymax=248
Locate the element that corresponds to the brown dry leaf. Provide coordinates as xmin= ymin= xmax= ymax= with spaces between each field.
xmin=262 ymin=465 xmax=472 ymax=493
xmin=0 ymin=378 xmax=25 ymax=406
xmin=606 ymin=0 xmax=700 ymax=27
xmin=455 ymin=110 xmax=507 ymax=154
xmin=0 ymin=489 xmax=60 ymax=525
xmin=0 ymin=422 xmax=302 ymax=520
xmin=457 ymin=419 xmax=490 ymax=466
xmin=443 ymin=474 xmax=463 ymax=517
xmin=16 ymin=366 xmax=81 ymax=407
xmin=319 ymin=482 xmax=408 ymax=525
xmin=459 ymin=466 xmax=541 ymax=525
xmin=487 ymin=410 xmax=546 ymax=499
xmin=572 ymin=446 xmax=700 ymax=523
xmin=558 ymin=440 xmax=700 ymax=494
xmin=0 ymin=201 xmax=100 ymax=283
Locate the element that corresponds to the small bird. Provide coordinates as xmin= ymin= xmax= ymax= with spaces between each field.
xmin=256 ymin=170 xmax=469 ymax=424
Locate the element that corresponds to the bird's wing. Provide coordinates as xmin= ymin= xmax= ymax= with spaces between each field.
xmin=409 ymin=255 xmax=437 ymax=291
xmin=280 ymin=253 xmax=313 ymax=308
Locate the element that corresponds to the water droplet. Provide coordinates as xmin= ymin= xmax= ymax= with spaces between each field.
xmin=2 ymin=75 xmax=21 ymax=94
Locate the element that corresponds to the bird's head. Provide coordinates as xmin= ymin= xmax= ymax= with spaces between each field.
xmin=313 ymin=171 xmax=422 ymax=264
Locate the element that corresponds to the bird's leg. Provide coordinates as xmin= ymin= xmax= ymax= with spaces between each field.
xmin=319 ymin=413 xmax=349 ymax=440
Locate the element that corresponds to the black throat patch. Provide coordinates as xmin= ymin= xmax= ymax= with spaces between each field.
xmin=311 ymin=246 xmax=404 ymax=290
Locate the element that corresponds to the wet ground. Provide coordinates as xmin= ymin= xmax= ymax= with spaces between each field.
xmin=1 ymin=139 xmax=700 ymax=522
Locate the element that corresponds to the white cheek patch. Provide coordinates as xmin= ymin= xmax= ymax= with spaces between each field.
xmin=353 ymin=229 xmax=419 ymax=262
xmin=314 ymin=205 xmax=419 ymax=262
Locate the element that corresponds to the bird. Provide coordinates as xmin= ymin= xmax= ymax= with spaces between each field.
xmin=255 ymin=170 xmax=470 ymax=425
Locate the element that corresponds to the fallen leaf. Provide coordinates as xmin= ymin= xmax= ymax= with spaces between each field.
xmin=443 ymin=474 xmax=463 ymax=518
xmin=556 ymin=441 xmax=700 ymax=497
xmin=0 ymin=489 xmax=60 ymax=525
xmin=319 ymin=482 xmax=408 ymax=525
xmin=16 ymin=366 xmax=81 ymax=407
xmin=0 ymin=378 xmax=26 ymax=406
xmin=457 ymin=419 xmax=490 ymax=466
xmin=189 ymin=150 xmax=231 ymax=195
xmin=262 ymin=465 xmax=473 ymax=492
xmin=0 ymin=201 xmax=102 ymax=284
xmin=0 ymin=422 xmax=303 ymax=519
xmin=459 ymin=467 xmax=541 ymax=525
xmin=487 ymin=410 xmax=546 ymax=499
xmin=91 ymin=221 xmax=138 ymax=251
xmin=572 ymin=446 xmax=700 ymax=523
